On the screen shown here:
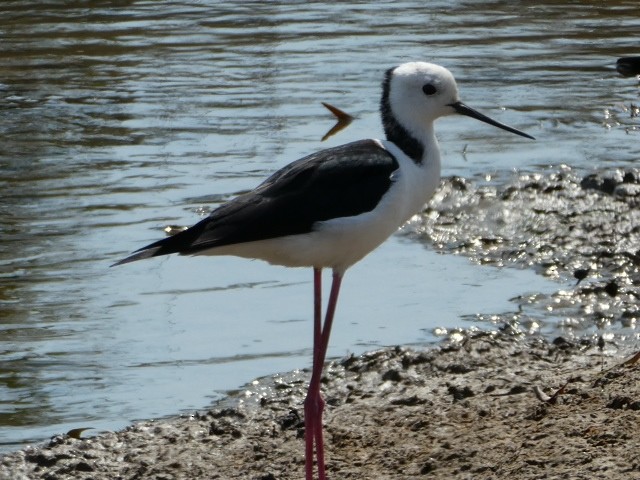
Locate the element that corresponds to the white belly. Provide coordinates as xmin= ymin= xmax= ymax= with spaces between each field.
xmin=195 ymin=191 xmax=406 ymax=273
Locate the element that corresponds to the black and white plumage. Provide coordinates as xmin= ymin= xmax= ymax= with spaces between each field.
xmin=114 ymin=62 xmax=533 ymax=480
xmin=115 ymin=139 xmax=401 ymax=272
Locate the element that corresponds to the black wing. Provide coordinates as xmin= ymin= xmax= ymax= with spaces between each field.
xmin=113 ymin=139 xmax=398 ymax=265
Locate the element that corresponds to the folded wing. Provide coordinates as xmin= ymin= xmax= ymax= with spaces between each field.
xmin=113 ymin=139 xmax=398 ymax=265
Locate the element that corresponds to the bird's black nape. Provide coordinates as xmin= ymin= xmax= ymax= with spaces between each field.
xmin=380 ymin=67 xmax=424 ymax=163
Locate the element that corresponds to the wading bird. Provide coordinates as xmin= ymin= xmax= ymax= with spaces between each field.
xmin=114 ymin=62 xmax=534 ymax=480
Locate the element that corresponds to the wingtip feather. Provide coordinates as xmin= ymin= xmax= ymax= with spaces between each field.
xmin=111 ymin=247 xmax=162 ymax=267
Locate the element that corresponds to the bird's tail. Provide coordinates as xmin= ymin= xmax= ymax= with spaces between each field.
xmin=111 ymin=222 xmax=208 ymax=267
xmin=111 ymin=246 xmax=164 ymax=267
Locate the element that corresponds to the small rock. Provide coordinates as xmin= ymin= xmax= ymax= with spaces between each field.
xmin=420 ymin=459 xmax=437 ymax=474
xmin=277 ymin=409 xmax=302 ymax=431
xmin=614 ymin=183 xmax=640 ymax=199
xmin=382 ymin=369 xmax=403 ymax=382
xmin=606 ymin=396 xmax=640 ymax=410
xmin=447 ymin=385 xmax=475 ymax=401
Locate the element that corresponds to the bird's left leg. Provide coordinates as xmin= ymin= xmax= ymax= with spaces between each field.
xmin=305 ymin=268 xmax=343 ymax=480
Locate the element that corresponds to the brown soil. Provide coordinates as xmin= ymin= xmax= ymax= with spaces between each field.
xmin=1 ymin=333 xmax=638 ymax=480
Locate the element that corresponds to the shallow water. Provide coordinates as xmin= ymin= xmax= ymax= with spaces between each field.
xmin=1 ymin=0 xmax=639 ymax=451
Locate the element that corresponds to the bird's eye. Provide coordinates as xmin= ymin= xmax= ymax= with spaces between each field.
xmin=422 ymin=83 xmax=437 ymax=96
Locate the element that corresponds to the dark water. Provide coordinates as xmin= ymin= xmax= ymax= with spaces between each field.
xmin=1 ymin=0 xmax=639 ymax=452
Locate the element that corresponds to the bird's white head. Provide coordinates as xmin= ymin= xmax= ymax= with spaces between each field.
xmin=381 ymin=61 xmax=533 ymax=162
xmin=388 ymin=62 xmax=460 ymax=125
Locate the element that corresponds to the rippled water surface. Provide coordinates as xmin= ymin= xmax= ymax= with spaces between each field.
xmin=2 ymin=1 xmax=639 ymax=451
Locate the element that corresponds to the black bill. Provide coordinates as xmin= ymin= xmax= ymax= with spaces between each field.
xmin=450 ymin=101 xmax=535 ymax=140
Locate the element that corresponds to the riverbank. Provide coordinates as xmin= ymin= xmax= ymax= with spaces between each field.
xmin=1 ymin=332 xmax=638 ymax=479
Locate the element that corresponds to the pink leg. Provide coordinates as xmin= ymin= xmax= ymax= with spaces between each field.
xmin=305 ymin=268 xmax=343 ymax=480
xmin=305 ymin=268 xmax=322 ymax=480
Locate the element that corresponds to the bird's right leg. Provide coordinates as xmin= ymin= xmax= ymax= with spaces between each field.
xmin=305 ymin=267 xmax=323 ymax=479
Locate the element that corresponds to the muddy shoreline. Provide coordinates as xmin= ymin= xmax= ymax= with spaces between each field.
xmin=2 ymin=168 xmax=639 ymax=479
xmin=2 ymin=333 xmax=638 ymax=480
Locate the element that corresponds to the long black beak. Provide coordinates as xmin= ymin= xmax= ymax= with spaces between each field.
xmin=450 ymin=101 xmax=535 ymax=140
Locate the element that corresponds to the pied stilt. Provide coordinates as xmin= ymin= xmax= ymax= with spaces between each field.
xmin=114 ymin=62 xmax=534 ymax=480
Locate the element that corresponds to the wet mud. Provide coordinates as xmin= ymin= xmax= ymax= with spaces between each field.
xmin=412 ymin=167 xmax=640 ymax=337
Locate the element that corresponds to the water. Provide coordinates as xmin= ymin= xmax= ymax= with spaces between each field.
xmin=1 ymin=0 xmax=639 ymax=452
